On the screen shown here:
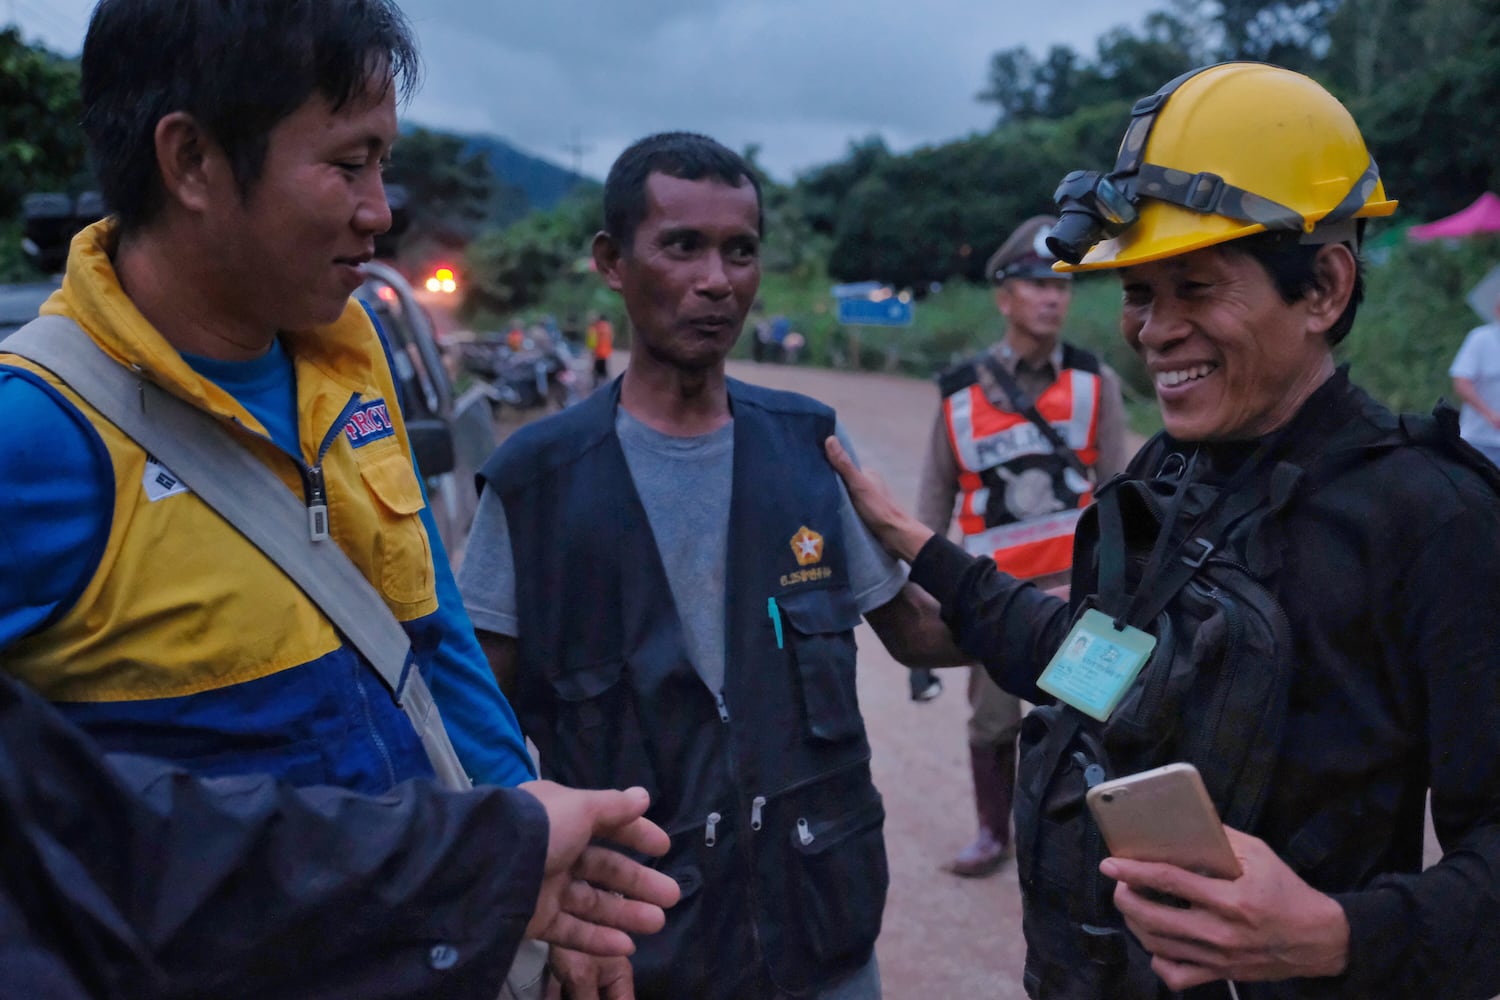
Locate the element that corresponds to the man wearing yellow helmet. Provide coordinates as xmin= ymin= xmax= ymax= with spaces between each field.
xmin=828 ymin=62 xmax=1500 ymax=998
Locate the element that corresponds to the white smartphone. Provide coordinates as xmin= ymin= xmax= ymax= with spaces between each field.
xmin=1085 ymin=762 xmax=1242 ymax=880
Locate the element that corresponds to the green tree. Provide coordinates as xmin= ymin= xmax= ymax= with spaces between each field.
xmin=1344 ymin=0 xmax=1500 ymax=220
xmin=794 ymin=136 xmax=891 ymax=235
xmin=1214 ymin=0 xmax=1339 ymax=72
xmin=825 ymin=103 xmax=1129 ymax=288
xmin=0 ymin=28 xmax=87 ymax=218
xmin=976 ymin=47 xmax=1048 ymax=122
xmin=463 ymin=187 xmax=603 ymax=317
xmin=385 ymin=127 xmax=529 ymax=251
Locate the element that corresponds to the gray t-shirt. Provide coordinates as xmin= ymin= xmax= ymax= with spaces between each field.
xmin=458 ymin=410 xmax=906 ymax=694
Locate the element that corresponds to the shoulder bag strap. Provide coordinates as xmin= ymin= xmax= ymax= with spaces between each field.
xmin=979 ymin=353 xmax=1093 ymax=480
xmin=4 ymin=316 xmax=471 ymax=790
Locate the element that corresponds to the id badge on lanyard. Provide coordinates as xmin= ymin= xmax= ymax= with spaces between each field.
xmin=1037 ymin=609 xmax=1156 ymax=722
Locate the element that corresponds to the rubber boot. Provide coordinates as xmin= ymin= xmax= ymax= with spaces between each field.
xmin=909 ymin=667 xmax=943 ymax=702
xmin=945 ymin=741 xmax=1017 ymax=878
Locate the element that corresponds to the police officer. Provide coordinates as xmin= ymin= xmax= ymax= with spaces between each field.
xmin=911 ymin=216 xmax=1130 ymax=877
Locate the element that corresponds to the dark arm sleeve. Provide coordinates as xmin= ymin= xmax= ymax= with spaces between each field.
xmin=0 ymin=670 xmax=547 ymax=1000
xmin=1332 ymin=472 xmax=1500 ymax=998
xmin=908 ymin=534 xmax=1074 ymax=702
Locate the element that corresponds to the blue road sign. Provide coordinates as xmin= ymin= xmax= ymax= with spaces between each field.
xmin=836 ymin=295 xmax=913 ymax=327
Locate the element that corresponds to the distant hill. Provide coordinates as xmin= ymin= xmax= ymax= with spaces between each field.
xmin=404 ymin=125 xmax=596 ymax=212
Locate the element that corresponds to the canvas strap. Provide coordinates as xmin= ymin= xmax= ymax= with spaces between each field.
xmin=4 ymin=315 xmax=472 ymax=791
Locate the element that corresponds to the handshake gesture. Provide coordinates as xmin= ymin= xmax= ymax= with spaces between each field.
xmin=520 ymin=782 xmax=679 ymax=957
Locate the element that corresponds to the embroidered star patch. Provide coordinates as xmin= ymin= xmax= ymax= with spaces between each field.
xmin=790 ymin=526 xmax=825 ymax=567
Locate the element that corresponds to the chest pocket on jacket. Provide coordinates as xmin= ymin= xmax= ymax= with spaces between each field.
xmin=778 ymin=587 xmax=862 ymax=743
xmin=541 ymin=658 xmax=657 ymax=796
xmin=357 ymin=446 xmax=434 ymax=606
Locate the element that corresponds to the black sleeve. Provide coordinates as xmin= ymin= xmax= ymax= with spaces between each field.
xmin=908 ymin=534 xmax=1073 ymax=702
xmin=1332 ymin=467 xmax=1500 ymax=998
xmin=0 ymin=671 xmax=548 ymax=1000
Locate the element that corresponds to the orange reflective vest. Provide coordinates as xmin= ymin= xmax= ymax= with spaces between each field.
xmin=939 ymin=349 xmax=1102 ymax=580
xmin=588 ymin=319 xmax=614 ymax=360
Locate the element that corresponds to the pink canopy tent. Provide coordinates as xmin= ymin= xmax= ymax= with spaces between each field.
xmin=1407 ymin=191 xmax=1500 ymax=241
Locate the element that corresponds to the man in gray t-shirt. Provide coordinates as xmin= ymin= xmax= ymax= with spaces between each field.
xmin=461 ymin=415 xmax=905 ymax=696
xmin=461 ymin=133 xmax=965 ymax=1000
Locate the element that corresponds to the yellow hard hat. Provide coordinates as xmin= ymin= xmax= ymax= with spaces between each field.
xmin=1047 ymin=62 xmax=1398 ymax=271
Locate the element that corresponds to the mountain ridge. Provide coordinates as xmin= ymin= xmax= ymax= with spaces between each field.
xmin=403 ymin=123 xmax=595 ymax=213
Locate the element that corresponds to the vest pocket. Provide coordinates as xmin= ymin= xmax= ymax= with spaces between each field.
xmin=777 ymin=587 xmax=863 ymax=743
xmin=771 ymin=793 xmax=887 ymax=992
xmin=543 ymin=658 xmax=657 ymax=795
xmin=358 ymin=447 xmax=434 ymax=606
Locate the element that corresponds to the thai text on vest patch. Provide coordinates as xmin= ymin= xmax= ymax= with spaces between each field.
xmin=343 ymin=400 xmax=396 ymax=447
xmin=780 ymin=566 xmax=834 ymax=587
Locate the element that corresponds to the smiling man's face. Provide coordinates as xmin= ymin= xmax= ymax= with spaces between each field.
xmin=596 ymin=171 xmax=761 ymax=373
xmin=1118 ymin=245 xmax=1334 ymax=442
xmin=201 ymin=73 xmax=397 ymax=336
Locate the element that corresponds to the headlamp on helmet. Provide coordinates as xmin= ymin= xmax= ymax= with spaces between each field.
xmin=1048 ymin=171 xmax=1138 ymax=265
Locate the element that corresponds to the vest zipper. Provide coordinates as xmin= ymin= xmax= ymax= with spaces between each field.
xmin=750 ymin=795 xmax=766 ymax=831
xmin=352 ymin=658 xmax=398 ymax=788
xmin=705 ymin=811 xmax=721 ymax=847
xmin=302 ymin=464 xmax=330 ymax=541
xmin=795 ymin=817 xmax=814 ymax=847
xmin=716 ymin=690 xmax=731 ymax=723
xmin=300 ymin=392 xmax=363 ymax=542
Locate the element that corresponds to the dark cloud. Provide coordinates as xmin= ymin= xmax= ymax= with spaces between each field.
xmin=18 ymin=0 xmax=1161 ymax=180
xmin=398 ymin=0 xmax=1161 ymax=180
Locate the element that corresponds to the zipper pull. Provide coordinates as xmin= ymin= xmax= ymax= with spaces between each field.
xmin=1073 ymin=752 xmax=1106 ymax=789
xmin=796 ymin=817 xmax=814 ymax=847
xmin=767 ymin=597 xmax=784 ymax=650
xmin=715 ymin=690 xmax=731 ymax=723
xmin=705 ymin=811 xmax=722 ymax=848
xmin=305 ymin=465 xmax=330 ymax=542
xmin=750 ymin=796 xmax=766 ymax=831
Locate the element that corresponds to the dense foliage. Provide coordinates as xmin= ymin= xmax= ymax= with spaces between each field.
xmin=0 ymin=29 xmax=87 ymax=280
xmin=0 ymin=29 xmax=85 ymax=219
xmin=820 ymin=0 xmax=1500 ymax=288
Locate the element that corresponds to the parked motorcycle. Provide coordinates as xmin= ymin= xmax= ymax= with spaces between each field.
xmin=459 ymin=330 xmax=581 ymax=414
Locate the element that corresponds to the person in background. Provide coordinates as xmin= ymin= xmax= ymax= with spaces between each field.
xmin=910 ymin=215 xmax=1129 ymax=877
xmin=587 ymin=310 xmax=615 ymax=386
xmin=461 ymin=131 xmax=966 ymax=1000
xmin=1448 ymin=294 xmax=1500 ymax=465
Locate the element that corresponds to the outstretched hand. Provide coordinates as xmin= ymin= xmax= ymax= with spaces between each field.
xmin=545 ymin=949 xmax=635 ymax=1000
xmin=824 ymin=435 xmax=935 ymax=562
xmin=1102 ymin=825 xmax=1350 ymax=990
xmin=520 ymin=782 xmax=680 ymax=957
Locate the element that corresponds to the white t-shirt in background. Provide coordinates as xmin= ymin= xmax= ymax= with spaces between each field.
xmin=1449 ymin=322 xmax=1500 ymax=449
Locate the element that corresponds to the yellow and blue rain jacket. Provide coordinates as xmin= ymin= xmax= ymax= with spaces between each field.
xmin=0 ymin=221 xmax=532 ymax=792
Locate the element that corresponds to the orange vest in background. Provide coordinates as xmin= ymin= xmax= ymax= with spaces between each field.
xmin=941 ymin=363 xmax=1102 ymax=580
xmin=589 ymin=319 xmax=614 ymax=359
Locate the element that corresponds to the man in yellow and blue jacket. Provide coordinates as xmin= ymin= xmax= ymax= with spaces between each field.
xmin=0 ymin=0 xmax=533 ymax=794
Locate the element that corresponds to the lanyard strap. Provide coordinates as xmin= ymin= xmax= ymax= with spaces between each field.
xmin=1101 ymin=435 xmax=1282 ymax=631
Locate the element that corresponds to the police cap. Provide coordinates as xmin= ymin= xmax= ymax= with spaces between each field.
xmin=985 ymin=215 xmax=1070 ymax=285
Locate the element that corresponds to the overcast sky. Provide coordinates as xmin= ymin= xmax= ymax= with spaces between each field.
xmin=8 ymin=0 xmax=1162 ymax=181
